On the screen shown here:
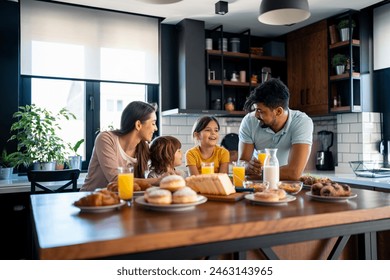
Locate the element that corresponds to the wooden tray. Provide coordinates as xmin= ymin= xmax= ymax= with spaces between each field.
xmin=202 ymin=192 xmax=247 ymax=202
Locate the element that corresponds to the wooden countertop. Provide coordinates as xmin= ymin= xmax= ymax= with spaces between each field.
xmin=30 ymin=188 xmax=390 ymax=260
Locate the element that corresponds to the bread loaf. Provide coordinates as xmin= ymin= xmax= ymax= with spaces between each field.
xmin=185 ymin=173 xmax=235 ymax=195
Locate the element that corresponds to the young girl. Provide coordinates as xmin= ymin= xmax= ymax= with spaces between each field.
xmin=147 ymin=136 xmax=185 ymax=178
xmin=185 ymin=116 xmax=230 ymax=175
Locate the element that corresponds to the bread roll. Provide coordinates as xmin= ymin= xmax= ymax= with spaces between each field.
xmin=269 ymin=188 xmax=287 ymax=200
xmin=146 ymin=189 xmax=172 ymax=205
xmin=144 ymin=186 xmax=161 ymax=202
xmin=172 ymin=187 xmax=198 ymax=204
xmin=254 ymin=192 xmax=279 ymax=202
xmin=160 ymin=175 xmax=186 ymax=192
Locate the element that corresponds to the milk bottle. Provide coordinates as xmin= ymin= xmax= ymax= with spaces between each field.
xmin=263 ymin=148 xmax=279 ymax=189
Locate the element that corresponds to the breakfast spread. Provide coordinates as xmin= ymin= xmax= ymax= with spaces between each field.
xmin=185 ymin=173 xmax=235 ymax=195
xmin=74 ymin=189 xmax=120 ymax=207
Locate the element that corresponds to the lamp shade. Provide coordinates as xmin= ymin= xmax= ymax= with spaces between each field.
xmin=258 ymin=0 xmax=310 ymax=25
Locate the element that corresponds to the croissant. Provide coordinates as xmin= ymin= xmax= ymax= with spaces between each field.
xmin=74 ymin=189 xmax=120 ymax=207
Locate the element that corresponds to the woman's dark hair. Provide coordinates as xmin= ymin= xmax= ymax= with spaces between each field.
xmin=113 ymin=101 xmax=156 ymax=178
xmin=149 ymin=136 xmax=181 ymax=174
xmin=192 ymin=116 xmax=220 ymax=139
xmin=243 ymin=78 xmax=290 ymax=112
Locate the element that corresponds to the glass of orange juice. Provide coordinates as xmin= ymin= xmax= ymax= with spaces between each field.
xmin=201 ymin=162 xmax=214 ymax=174
xmin=258 ymin=149 xmax=267 ymax=166
xmin=232 ymin=160 xmax=246 ymax=187
xmin=117 ymin=166 xmax=134 ymax=204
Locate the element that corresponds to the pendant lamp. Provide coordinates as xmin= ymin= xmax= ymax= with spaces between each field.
xmin=258 ymin=0 xmax=310 ymax=25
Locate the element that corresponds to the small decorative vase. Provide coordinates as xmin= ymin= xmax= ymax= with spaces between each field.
xmin=339 ymin=28 xmax=353 ymax=42
xmin=335 ymin=65 xmax=345 ymax=75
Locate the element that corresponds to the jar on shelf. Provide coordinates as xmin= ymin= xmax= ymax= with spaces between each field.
xmin=211 ymin=99 xmax=222 ymax=110
xmin=225 ymin=97 xmax=235 ymax=111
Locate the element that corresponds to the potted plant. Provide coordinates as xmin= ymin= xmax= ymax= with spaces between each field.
xmin=68 ymin=139 xmax=84 ymax=170
xmin=337 ymin=19 xmax=356 ymax=42
xmin=332 ymin=54 xmax=347 ymax=75
xmin=8 ymin=104 xmax=76 ymax=171
xmin=0 ymin=149 xmax=18 ymax=179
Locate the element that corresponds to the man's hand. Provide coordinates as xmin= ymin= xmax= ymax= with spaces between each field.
xmin=245 ymin=157 xmax=262 ymax=176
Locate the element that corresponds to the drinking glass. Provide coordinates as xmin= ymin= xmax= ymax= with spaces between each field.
xmin=201 ymin=162 xmax=214 ymax=174
xmin=232 ymin=160 xmax=246 ymax=187
xmin=257 ymin=149 xmax=267 ymax=166
xmin=117 ymin=166 xmax=134 ymax=204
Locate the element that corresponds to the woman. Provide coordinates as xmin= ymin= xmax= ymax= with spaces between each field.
xmin=185 ymin=116 xmax=230 ymax=175
xmin=148 ymin=135 xmax=185 ymax=178
xmin=81 ymin=101 xmax=160 ymax=191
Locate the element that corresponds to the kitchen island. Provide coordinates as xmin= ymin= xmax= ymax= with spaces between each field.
xmin=30 ymin=188 xmax=390 ymax=260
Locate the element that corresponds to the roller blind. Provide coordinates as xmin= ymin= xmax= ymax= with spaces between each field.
xmin=374 ymin=2 xmax=390 ymax=71
xmin=21 ymin=0 xmax=160 ymax=84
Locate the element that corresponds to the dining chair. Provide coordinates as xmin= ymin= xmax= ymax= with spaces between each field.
xmin=27 ymin=169 xmax=81 ymax=194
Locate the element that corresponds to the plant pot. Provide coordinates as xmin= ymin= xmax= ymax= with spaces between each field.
xmin=68 ymin=156 xmax=82 ymax=170
xmin=55 ymin=163 xmax=65 ymax=170
xmin=33 ymin=161 xmax=56 ymax=171
xmin=339 ymin=28 xmax=353 ymax=42
xmin=335 ymin=65 xmax=345 ymax=75
xmin=0 ymin=167 xmax=13 ymax=180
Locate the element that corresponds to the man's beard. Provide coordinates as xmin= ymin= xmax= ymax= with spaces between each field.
xmin=259 ymin=116 xmax=276 ymax=129
xmin=259 ymin=118 xmax=269 ymax=129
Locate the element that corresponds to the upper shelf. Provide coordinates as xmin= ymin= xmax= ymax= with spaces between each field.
xmin=206 ymin=50 xmax=286 ymax=62
xmin=330 ymin=72 xmax=360 ymax=81
xmin=329 ymin=39 xmax=360 ymax=49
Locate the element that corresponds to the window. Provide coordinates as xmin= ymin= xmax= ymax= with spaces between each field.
xmin=20 ymin=1 xmax=161 ymax=169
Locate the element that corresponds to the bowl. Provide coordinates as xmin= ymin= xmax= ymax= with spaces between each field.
xmin=278 ymin=181 xmax=303 ymax=195
xmin=243 ymin=180 xmax=269 ymax=192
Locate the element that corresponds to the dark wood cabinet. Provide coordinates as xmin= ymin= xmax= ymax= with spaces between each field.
xmin=287 ymin=20 xmax=329 ymax=116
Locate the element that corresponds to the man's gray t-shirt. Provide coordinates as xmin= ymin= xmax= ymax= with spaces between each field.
xmin=239 ymin=109 xmax=313 ymax=166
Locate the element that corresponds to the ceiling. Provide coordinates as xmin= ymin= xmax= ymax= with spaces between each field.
xmin=50 ymin=0 xmax=383 ymax=37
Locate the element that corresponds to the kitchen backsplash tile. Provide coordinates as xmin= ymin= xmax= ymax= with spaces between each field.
xmin=162 ymin=112 xmax=383 ymax=175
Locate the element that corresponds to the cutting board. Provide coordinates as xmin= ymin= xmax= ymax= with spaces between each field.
xmin=202 ymin=192 xmax=247 ymax=202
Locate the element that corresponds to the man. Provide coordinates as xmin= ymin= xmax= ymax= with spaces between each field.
xmin=238 ymin=78 xmax=313 ymax=180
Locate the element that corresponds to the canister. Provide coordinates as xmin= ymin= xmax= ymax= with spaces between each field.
xmin=205 ymin=38 xmax=212 ymax=50
xmin=230 ymin=38 xmax=240 ymax=52
xmin=218 ymin=38 xmax=228 ymax=51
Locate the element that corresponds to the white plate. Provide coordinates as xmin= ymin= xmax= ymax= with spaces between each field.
xmin=244 ymin=193 xmax=296 ymax=206
xmin=135 ymin=195 xmax=207 ymax=212
xmin=305 ymin=191 xmax=357 ymax=202
xmin=73 ymin=200 xmax=127 ymax=213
